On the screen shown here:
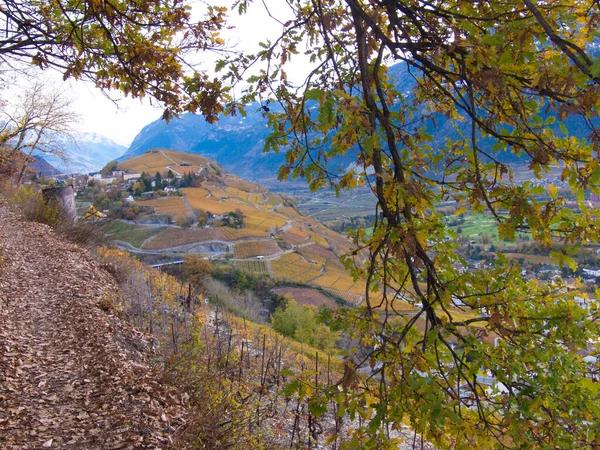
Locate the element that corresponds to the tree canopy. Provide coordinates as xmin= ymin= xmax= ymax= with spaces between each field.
xmin=0 ymin=0 xmax=230 ymax=120
xmin=222 ymin=0 xmax=600 ymax=448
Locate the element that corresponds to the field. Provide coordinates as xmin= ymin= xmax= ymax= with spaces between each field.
xmin=233 ymin=240 xmax=280 ymax=258
xmin=502 ymin=253 xmax=557 ymax=265
xmin=447 ymin=213 xmax=498 ymax=237
xmin=266 ymin=193 xmax=283 ymax=206
xmin=233 ymin=260 xmax=269 ymax=274
xmin=226 ymin=178 xmax=268 ymax=193
xmin=118 ymin=150 xmax=222 ymax=179
xmin=119 ymin=152 xmax=173 ymax=174
xmin=99 ymin=221 xmax=166 ymax=248
xmin=272 ymin=286 xmax=339 ymax=309
xmin=244 ymin=210 xmax=288 ymax=235
xmin=310 ymin=271 xmax=349 ymax=289
xmin=280 ymin=232 xmax=308 ymax=246
xmin=172 ymin=165 xmax=202 ymax=176
xmin=248 ymin=193 xmax=263 ymax=204
xmin=309 ymin=233 xmax=329 ymax=247
xmin=143 ymin=227 xmax=227 ymax=249
xmin=286 ymin=227 xmax=309 ymax=239
xmin=320 ymin=288 xmax=363 ymax=306
xmin=182 ymin=188 xmax=256 ymax=215
xmin=270 ymin=253 xmax=323 ymax=284
xmin=290 ymin=187 xmax=376 ymax=222
xmin=162 ymin=150 xmax=211 ymax=166
xmin=138 ymin=197 xmax=191 ymax=220
xmin=297 ymin=244 xmax=336 ymax=266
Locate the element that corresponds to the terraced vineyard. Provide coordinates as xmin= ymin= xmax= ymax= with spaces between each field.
xmin=233 ymin=259 xmax=269 ymax=274
xmin=139 ymin=197 xmax=191 ymax=220
xmin=233 ymin=240 xmax=280 ymax=258
xmin=119 ymin=151 xmax=173 ymax=174
xmin=143 ymin=227 xmax=227 ymax=249
xmin=321 ymin=288 xmax=363 ymax=306
xmin=114 ymin=149 xmax=377 ymax=309
xmin=270 ymin=253 xmax=322 ymax=283
xmin=298 ymin=244 xmax=336 ymax=266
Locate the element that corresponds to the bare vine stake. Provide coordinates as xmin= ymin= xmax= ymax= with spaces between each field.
xmin=171 ymin=321 xmax=177 ymax=353
xmin=215 ymin=295 xmax=219 ymax=338
xmin=276 ymin=344 xmax=283 ymax=387
xmin=256 ymin=333 xmax=267 ymax=425
xmin=224 ymin=329 xmax=232 ymax=379
xmin=161 ymin=299 xmax=167 ymax=349
xmin=291 ymin=344 xmax=306 ymax=448
xmin=239 ymin=340 xmax=245 ymax=382
xmin=328 ymin=354 xmax=339 ymax=450
xmin=147 ymin=277 xmax=153 ymax=335
xmin=204 ymin=323 xmax=211 ymax=371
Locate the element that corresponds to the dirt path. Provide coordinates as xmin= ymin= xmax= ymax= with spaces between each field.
xmin=0 ymin=208 xmax=187 ymax=449
xmin=181 ymin=196 xmax=195 ymax=218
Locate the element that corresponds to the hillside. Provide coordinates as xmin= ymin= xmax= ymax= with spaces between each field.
xmin=0 ymin=206 xmax=187 ymax=448
xmin=0 ymin=196 xmax=437 ymax=449
xmin=111 ymin=150 xmax=382 ymax=308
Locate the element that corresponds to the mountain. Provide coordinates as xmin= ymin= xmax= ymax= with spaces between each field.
xmin=118 ymin=64 xmax=429 ymax=181
xmin=37 ymin=132 xmax=127 ymax=174
xmin=121 ymin=61 xmax=597 ymax=182
xmin=28 ymin=155 xmax=60 ymax=177
xmin=122 ymin=109 xmax=288 ymax=182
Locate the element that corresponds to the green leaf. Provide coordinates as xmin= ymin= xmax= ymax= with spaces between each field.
xmin=590 ymin=58 xmax=600 ymax=78
xmin=305 ymin=88 xmax=324 ymax=101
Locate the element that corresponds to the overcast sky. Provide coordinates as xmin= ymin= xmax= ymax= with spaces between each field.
xmin=67 ymin=0 xmax=304 ymax=148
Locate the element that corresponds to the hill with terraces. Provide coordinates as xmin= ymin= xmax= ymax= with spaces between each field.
xmin=108 ymin=149 xmax=395 ymax=309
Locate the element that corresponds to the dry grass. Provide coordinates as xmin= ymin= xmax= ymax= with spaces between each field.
xmin=266 ymin=193 xmax=283 ymax=206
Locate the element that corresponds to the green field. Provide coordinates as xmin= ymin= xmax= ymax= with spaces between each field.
xmin=99 ymin=221 xmax=166 ymax=248
xmin=447 ymin=214 xmax=499 ymax=238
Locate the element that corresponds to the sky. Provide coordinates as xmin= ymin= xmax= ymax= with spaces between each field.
xmin=66 ymin=0 xmax=303 ymax=148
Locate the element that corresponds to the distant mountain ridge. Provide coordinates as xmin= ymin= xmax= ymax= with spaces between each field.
xmin=36 ymin=132 xmax=127 ymax=174
xmin=29 ymin=155 xmax=60 ymax=177
xmin=120 ymin=61 xmax=598 ymax=182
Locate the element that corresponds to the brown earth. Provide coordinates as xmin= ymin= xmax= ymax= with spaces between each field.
xmin=0 ymin=207 xmax=189 ymax=449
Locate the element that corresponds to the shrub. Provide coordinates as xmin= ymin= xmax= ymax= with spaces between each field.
xmin=271 ymin=297 xmax=338 ymax=351
xmin=7 ymin=185 xmax=60 ymax=226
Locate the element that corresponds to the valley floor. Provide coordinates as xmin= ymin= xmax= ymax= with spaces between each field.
xmin=0 ymin=207 xmax=188 ymax=449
